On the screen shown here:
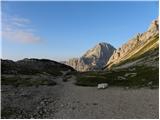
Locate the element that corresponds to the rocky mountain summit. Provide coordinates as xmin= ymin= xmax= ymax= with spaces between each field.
xmin=65 ymin=42 xmax=116 ymax=71
xmin=106 ymin=18 xmax=159 ymax=69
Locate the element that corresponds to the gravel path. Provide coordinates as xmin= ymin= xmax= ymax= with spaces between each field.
xmin=52 ymin=76 xmax=159 ymax=119
xmin=1 ymin=75 xmax=159 ymax=119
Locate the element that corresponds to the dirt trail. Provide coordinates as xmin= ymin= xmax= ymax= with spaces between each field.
xmin=2 ymin=75 xmax=159 ymax=119
xmin=51 ymin=76 xmax=159 ymax=119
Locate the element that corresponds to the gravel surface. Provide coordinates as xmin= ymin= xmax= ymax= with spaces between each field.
xmin=1 ymin=75 xmax=159 ymax=119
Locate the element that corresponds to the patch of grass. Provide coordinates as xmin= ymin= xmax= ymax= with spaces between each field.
xmin=113 ymin=47 xmax=159 ymax=68
xmin=1 ymin=106 xmax=19 ymax=118
xmin=65 ymin=71 xmax=78 ymax=76
xmin=75 ymin=76 xmax=107 ymax=86
xmin=1 ymin=106 xmax=32 ymax=119
xmin=63 ymin=76 xmax=72 ymax=82
xmin=155 ymin=57 xmax=159 ymax=61
xmin=1 ymin=75 xmax=57 ymax=87
xmin=75 ymin=66 xmax=159 ymax=88
xmin=1 ymin=76 xmax=20 ymax=87
xmin=129 ymin=35 xmax=159 ymax=60
xmin=18 ymin=68 xmax=62 ymax=76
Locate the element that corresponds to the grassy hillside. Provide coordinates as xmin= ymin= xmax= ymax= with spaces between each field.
xmin=128 ymin=34 xmax=158 ymax=60
xmin=110 ymin=34 xmax=159 ymax=68
xmin=1 ymin=75 xmax=57 ymax=87
xmin=1 ymin=59 xmax=75 ymax=76
xmin=75 ymin=65 xmax=158 ymax=88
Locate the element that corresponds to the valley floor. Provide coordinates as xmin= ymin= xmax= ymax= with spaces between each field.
xmin=1 ymin=75 xmax=159 ymax=119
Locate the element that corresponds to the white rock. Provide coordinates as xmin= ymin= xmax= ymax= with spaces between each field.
xmin=125 ymin=73 xmax=137 ymax=77
xmin=117 ymin=76 xmax=126 ymax=80
xmin=129 ymin=68 xmax=136 ymax=71
xmin=97 ymin=83 xmax=108 ymax=89
xmin=148 ymin=81 xmax=153 ymax=86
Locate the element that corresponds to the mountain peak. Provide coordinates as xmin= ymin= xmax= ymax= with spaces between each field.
xmin=98 ymin=42 xmax=108 ymax=46
xmin=83 ymin=42 xmax=115 ymax=58
xmin=65 ymin=42 xmax=116 ymax=71
xmin=97 ymin=42 xmax=112 ymax=47
xmin=148 ymin=18 xmax=159 ymax=33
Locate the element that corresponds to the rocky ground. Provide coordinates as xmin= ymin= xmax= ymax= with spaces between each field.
xmin=1 ymin=74 xmax=159 ymax=119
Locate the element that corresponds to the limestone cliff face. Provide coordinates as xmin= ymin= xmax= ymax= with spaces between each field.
xmin=65 ymin=42 xmax=116 ymax=71
xmin=106 ymin=18 xmax=159 ymax=69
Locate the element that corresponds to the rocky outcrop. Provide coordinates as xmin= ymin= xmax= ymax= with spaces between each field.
xmin=106 ymin=18 xmax=159 ymax=69
xmin=65 ymin=42 xmax=116 ymax=71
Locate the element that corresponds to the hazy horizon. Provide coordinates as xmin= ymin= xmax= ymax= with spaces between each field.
xmin=2 ymin=1 xmax=158 ymax=61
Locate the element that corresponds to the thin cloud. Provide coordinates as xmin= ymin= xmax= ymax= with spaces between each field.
xmin=11 ymin=17 xmax=31 ymax=27
xmin=2 ymin=13 xmax=42 ymax=44
xmin=12 ymin=17 xmax=30 ymax=24
xmin=2 ymin=29 xmax=41 ymax=43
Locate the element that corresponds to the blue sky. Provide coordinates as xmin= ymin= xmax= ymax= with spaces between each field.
xmin=2 ymin=1 xmax=159 ymax=61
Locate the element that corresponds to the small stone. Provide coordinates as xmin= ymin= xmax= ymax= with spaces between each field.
xmin=43 ymin=109 xmax=47 ymax=113
xmin=36 ymin=106 xmax=41 ymax=110
xmin=117 ymin=76 xmax=126 ymax=80
xmin=148 ymin=81 xmax=153 ymax=86
xmin=129 ymin=68 xmax=136 ymax=71
xmin=18 ymin=115 xmax=22 ymax=118
xmin=20 ymin=93 xmax=29 ymax=97
xmin=93 ymin=103 xmax=98 ymax=105
xmin=124 ymin=87 xmax=129 ymax=90
xmin=142 ymin=79 xmax=146 ymax=81
xmin=39 ymin=111 xmax=43 ymax=115
xmin=61 ymin=104 xmax=64 ymax=107
xmin=125 ymin=73 xmax=137 ymax=77
xmin=40 ymin=101 xmax=45 ymax=105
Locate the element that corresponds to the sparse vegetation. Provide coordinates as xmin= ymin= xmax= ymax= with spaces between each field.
xmin=1 ymin=59 xmax=75 ymax=76
xmin=2 ymin=106 xmax=20 ymax=118
xmin=75 ymin=66 xmax=159 ymax=88
xmin=1 ymin=106 xmax=33 ymax=119
xmin=1 ymin=75 xmax=57 ymax=87
xmin=129 ymin=35 xmax=159 ymax=59
xmin=111 ymin=35 xmax=159 ymax=68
